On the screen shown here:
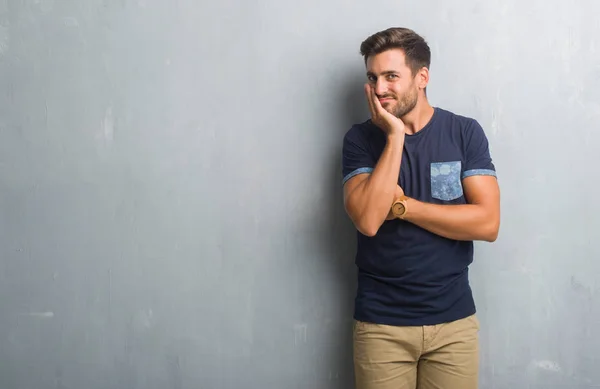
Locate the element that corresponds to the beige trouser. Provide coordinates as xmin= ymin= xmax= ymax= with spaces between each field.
xmin=353 ymin=314 xmax=480 ymax=389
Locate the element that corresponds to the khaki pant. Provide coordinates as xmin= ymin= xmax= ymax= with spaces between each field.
xmin=353 ymin=314 xmax=480 ymax=389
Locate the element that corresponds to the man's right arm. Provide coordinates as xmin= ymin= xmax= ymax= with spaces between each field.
xmin=343 ymin=134 xmax=404 ymax=237
xmin=342 ymin=83 xmax=406 ymax=237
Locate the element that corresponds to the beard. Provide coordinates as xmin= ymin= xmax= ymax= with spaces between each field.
xmin=384 ymin=86 xmax=418 ymax=118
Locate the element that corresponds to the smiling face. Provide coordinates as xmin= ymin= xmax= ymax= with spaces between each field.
xmin=365 ymin=48 xmax=424 ymax=119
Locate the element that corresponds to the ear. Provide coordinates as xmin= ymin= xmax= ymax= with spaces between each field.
xmin=417 ymin=67 xmax=429 ymax=90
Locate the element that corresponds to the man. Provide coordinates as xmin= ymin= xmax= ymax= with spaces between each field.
xmin=341 ymin=27 xmax=500 ymax=389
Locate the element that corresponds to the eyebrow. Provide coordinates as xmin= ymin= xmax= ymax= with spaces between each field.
xmin=366 ymin=70 xmax=399 ymax=77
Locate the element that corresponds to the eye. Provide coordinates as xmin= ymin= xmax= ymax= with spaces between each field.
xmin=367 ymin=75 xmax=376 ymax=82
xmin=386 ymin=74 xmax=398 ymax=80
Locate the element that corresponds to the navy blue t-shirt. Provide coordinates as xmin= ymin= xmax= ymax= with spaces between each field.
xmin=341 ymin=107 xmax=496 ymax=326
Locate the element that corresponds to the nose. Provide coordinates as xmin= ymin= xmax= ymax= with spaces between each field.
xmin=374 ymin=78 xmax=388 ymax=96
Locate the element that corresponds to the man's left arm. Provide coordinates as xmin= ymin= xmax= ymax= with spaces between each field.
xmin=400 ymin=120 xmax=500 ymax=242
xmin=402 ymin=176 xmax=500 ymax=241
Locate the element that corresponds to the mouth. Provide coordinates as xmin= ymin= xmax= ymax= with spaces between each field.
xmin=378 ymin=97 xmax=395 ymax=104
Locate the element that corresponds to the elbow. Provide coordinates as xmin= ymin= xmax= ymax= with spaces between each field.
xmin=483 ymin=231 xmax=498 ymax=242
xmin=354 ymin=214 xmax=383 ymax=237
xmin=358 ymin=223 xmax=379 ymax=237
xmin=345 ymin=202 xmax=384 ymax=237
xmin=481 ymin=218 xmax=500 ymax=242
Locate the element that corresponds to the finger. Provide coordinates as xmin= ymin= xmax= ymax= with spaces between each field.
xmin=368 ymin=85 xmax=385 ymax=120
xmin=365 ymin=84 xmax=375 ymax=113
xmin=367 ymin=85 xmax=385 ymax=115
xmin=364 ymin=84 xmax=377 ymax=117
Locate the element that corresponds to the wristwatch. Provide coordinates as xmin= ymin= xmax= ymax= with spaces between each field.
xmin=391 ymin=196 xmax=409 ymax=219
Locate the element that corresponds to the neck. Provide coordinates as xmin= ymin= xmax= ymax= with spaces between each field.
xmin=401 ymin=97 xmax=434 ymax=135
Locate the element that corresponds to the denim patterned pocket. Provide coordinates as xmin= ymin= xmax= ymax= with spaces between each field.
xmin=430 ymin=161 xmax=463 ymax=201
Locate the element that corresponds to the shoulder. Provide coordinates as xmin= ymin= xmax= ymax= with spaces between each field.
xmin=435 ymin=107 xmax=481 ymax=130
xmin=344 ymin=119 xmax=375 ymax=140
xmin=343 ymin=119 xmax=380 ymax=147
xmin=434 ymin=107 xmax=487 ymax=141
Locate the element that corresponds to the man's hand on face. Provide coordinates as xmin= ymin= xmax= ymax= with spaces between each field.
xmin=365 ymin=84 xmax=405 ymax=137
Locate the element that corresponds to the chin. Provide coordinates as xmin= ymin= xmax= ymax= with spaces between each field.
xmin=383 ymin=104 xmax=396 ymax=114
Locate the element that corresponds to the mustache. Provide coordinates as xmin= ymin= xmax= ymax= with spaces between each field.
xmin=377 ymin=94 xmax=396 ymax=99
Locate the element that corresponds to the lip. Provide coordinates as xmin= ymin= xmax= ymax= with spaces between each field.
xmin=378 ymin=98 xmax=394 ymax=103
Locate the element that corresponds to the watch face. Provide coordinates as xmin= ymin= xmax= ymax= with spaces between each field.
xmin=392 ymin=201 xmax=406 ymax=216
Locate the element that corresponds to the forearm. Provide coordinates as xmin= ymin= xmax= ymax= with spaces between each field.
xmin=347 ymin=135 xmax=404 ymax=235
xmin=403 ymin=198 xmax=499 ymax=242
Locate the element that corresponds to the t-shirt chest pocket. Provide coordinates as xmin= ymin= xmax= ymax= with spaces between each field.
xmin=430 ymin=161 xmax=463 ymax=201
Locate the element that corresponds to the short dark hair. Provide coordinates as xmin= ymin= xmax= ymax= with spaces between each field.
xmin=360 ymin=27 xmax=431 ymax=76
